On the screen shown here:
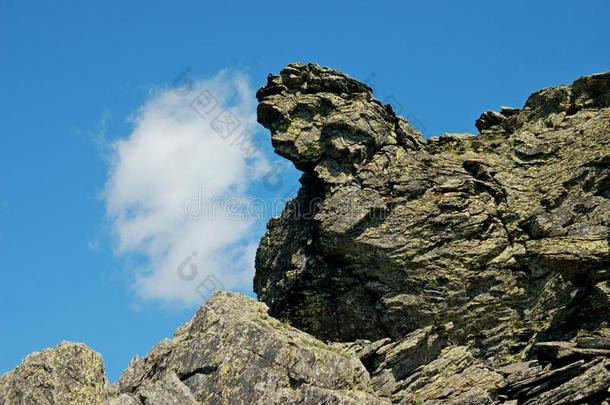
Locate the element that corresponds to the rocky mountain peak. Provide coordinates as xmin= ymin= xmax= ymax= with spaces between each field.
xmin=257 ymin=63 xmax=424 ymax=173
xmin=2 ymin=64 xmax=609 ymax=404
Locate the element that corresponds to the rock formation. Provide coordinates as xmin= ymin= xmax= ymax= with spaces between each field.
xmin=1 ymin=64 xmax=609 ymax=404
xmin=0 ymin=342 xmax=107 ymax=404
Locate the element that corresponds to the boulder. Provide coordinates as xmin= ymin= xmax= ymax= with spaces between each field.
xmin=0 ymin=342 xmax=107 ymax=405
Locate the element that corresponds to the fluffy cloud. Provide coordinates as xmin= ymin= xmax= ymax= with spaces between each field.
xmin=103 ymin=70 xmax=272 ymax=306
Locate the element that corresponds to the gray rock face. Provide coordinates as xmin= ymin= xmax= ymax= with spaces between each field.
xmin=254 ymin=63 xmax=610 ymax=402
xmin=0 ymin=342 xmax=107 ymax=405
xmin=1 ymin=64 xmax=609 ymax=404
xmin=107 ymin=292 xmax=387 ymax=404
xmin=255 ymin=64 xmax=610 ymax=347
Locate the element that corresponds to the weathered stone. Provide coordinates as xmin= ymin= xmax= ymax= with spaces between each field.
xmin=134 ymin=371 xmax=198 ymax=405
xmin=502 ymin=358 xmax=610 ymax=404
xmin=104 ymin=394 xmax=140 ymax=405
xmin=0 ymin=342 xmax=107 ymax=405
xmin=366 ymin=325 xmax=448 ymax=397
xmin=255 ymin=63 xmax=610 ymax=403
xmin=362 ymin=345 xmax=503 ymax=404
xmin=3 ymin=64 xmax=609 ymax=404
xmin=109 ymin=292 xmax=386 ymax=405
xmin=255 ymin=63 xmax=610 ymax=345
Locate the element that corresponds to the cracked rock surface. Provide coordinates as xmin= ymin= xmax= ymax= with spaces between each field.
xmin=0 ymin=342 xmax=107 ymax=405
xmin=106 ymin=292 xmax=385 ymax=404
xmin=254 ymin=63 xmax=610 ymax=403
xmin=1 ymin=64 xmax=609 ymax=404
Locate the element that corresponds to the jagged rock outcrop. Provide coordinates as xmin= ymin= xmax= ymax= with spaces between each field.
xmin=106 ymin=292 xmax=388 ymax=404
xmin=1 ymin=64 xmax=609 ymax=404
xmin=254 ymin=63 xmax=610 ymax=402
xmin=1 ymin=293 xmax=389 ymax=405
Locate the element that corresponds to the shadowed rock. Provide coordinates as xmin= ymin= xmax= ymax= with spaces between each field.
xmin=255 ymin=63 xmax=610 ymax=403
xmin=2 ymin=64 xmax=609 ymax=404
xmin=255 ymin=64 xmax=610 ymax=350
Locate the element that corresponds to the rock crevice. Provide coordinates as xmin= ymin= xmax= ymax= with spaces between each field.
xmin=2 ymin=63 xmax=609 ymax=404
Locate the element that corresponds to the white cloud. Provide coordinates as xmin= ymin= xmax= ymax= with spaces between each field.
xmin=103 ymin=70 xmax=269 ymax=306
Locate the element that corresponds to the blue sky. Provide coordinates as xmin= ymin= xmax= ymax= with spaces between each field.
xmin=1 ymin=0 xmax=609 ymax=382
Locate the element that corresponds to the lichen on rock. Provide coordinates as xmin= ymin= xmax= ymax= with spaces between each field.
xmin=105 ymin=292 xmax=387 ymax=404
xmin=0 ymin=342 xmax=107 ymax=405
xmin=254 ymin=63 xmax=610 ymax=403
xmin=1 ymin=64 xmax=609 ymax=404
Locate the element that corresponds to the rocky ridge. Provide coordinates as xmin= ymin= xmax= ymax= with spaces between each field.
xmin=1 ymin=64 xmax=609 ymax=404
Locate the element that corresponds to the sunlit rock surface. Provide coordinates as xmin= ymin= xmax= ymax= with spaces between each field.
xmin=2 ymin=64 xmax=609 ymax=404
